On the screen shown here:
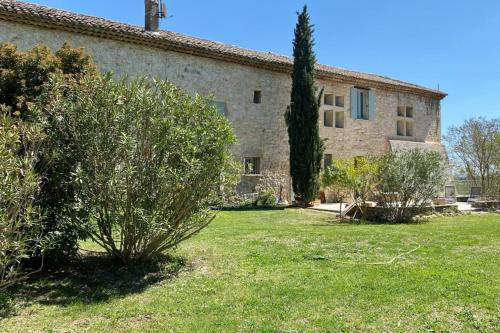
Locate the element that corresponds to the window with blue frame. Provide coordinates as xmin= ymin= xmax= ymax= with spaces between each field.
xmin=350 ymin=87 xmax=376 ymax=121
xmin=358 ymin=89 xmax=368 ymax=119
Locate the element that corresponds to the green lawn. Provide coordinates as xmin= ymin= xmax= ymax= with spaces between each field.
xmin=1 ymin=210 xmax=499 ymax=332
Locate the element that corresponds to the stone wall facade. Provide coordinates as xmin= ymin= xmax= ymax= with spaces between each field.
xmin=0 ymin=20 xmax=444 ymax=202
xmin=318 ymin=82 xmax=441 ymax=159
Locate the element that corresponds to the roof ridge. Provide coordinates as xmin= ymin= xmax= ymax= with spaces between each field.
xmin=159 ymin=29 xmax=290 ymax=58
xmin=160 ymin=28 xmax=432 ymax=91
xmin=0 ymin=0 xmax=446 ymax=98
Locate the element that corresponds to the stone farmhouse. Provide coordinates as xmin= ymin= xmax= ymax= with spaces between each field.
xmin=0 ymin=0 xmax=449 ymax=201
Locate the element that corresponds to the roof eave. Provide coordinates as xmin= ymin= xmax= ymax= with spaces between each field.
xmin=0 ymin=4 xmax=447 ymax=100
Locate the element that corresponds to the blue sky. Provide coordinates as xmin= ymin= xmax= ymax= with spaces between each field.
xmin=23 ymin=0 xmax=500 ymax=133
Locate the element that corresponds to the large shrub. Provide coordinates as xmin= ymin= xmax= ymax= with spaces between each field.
xmin=0 ymin=42 xmax=96 ymax=119
xmin=39 ymin=74 xmax=237 ymax=264
xmin=375 ymin=149 xmax=446 ymax=222
xmin=0 ymin=42 xmax=97 ymax=264
xmin=0 ymin=114 xmax=44 ymax=290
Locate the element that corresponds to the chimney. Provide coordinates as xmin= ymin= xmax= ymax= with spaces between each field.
xmin=145 ymin=0 xmax=159 ymax=32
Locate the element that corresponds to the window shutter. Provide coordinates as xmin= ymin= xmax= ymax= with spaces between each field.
xmin=368 ymin=90 xmax=376 ymax=120
xmin=350 ymin=87 xmax=358 ymax=119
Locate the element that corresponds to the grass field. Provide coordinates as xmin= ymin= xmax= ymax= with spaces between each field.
xmin=1 ymin=210 xmax=499 ymax=332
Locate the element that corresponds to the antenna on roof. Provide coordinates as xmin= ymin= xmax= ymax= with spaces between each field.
xmin=158 ymin=0 xmax=167 ymax=18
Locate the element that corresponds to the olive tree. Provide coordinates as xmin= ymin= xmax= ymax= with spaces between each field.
xmin=375 ymin=149 xmax=446 ymax=222
xmin=39 ymin=74 xmax=237 ymax=264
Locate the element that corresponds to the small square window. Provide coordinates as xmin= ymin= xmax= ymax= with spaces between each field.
xmin=324 ymin=110 xmax=334 ymax=127
xmin=244 ymin=157 xmax=261 ymax=175
xmin=253 ymin=90 xmax=262 ymax=104
xmin=406 ymin=121 xmax=414 ymax=136
xmin=335 ymin=96 xmax=344 ymax=107
xmin=397 ymin=106 xmax=405 ymax=117
xmin=397 ymin=120 xmax=405 ymax=136
xmin=324 ymin=154 xmax=333 ymax=169
xmin=209 ymin=100 xmax=228 ymax=116
xmin=324 ymin=94 xmax=334 ymax=106
xmin=406 ymin=107 xmax=414 ymax=118
xmin=335 ymin=111 xmax=344 ymax=128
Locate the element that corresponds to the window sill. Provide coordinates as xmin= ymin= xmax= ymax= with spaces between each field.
xmin=391 ymin=135 xmax=418 ymax=141
xmin=322 ymin=105 xmax=344 ymax=109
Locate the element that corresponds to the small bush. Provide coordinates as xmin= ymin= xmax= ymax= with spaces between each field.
xmin=39 ymin=74 xmax=237 ymax=264
xmin=440 ymin=206 xmax=460 ymax=215
xmin=256 ymin=188 xmax=277 ymax=207
xmin=218 ymin=193 xmax=251 ymax=209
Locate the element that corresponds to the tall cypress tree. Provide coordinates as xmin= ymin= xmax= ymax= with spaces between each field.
xmin=285 ymin=5 xmax=324 ymax=207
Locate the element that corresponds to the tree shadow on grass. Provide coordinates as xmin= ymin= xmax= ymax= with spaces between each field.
xmin=5 ymin=252 xmax=187 ymax=315
xmin=0 ymin=291 xmax=14 ymax=318
xmin=310 ymin=217 xmax=430 ymax=227
xmin=221 ymin=206 xmax=287 ymax=211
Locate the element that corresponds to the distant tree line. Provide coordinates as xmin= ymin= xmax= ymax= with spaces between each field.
xmin=444 ymin=117 xmax=499 ymax=195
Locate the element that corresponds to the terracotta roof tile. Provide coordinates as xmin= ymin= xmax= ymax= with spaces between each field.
xmin=0 ymin=0 xmax=446 ymax=99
